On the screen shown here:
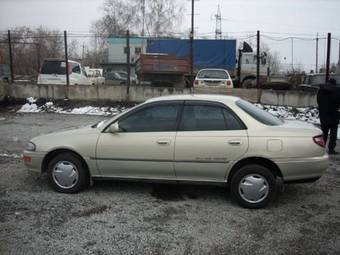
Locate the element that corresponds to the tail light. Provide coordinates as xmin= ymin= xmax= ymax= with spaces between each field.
xmin=313 ymin=135 xmax=325 ymax=148
xmin=226 ymin=80 xmax=231 ymax=86
xmin=194 ymin=79 xmax=199 ymax=85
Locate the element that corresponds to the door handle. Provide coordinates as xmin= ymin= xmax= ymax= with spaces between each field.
xmin=157 ymin=140 xmax=170 ymax=145
xmin=228 ymin=140 xmax=242 ymax=145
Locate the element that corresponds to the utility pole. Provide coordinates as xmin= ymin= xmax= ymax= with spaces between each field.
xmin=126 ymin=30 xmax=131 ymax=94
xmin=214 ymin=5 xmax=222 ymax=39
xmin=291 ymin=37 xmax=294 ymax=71
xmin=141 ymin=0 xmax=146 ymax=36
xmin=315 ymin=33 xmax=319 ymax=73
xmin=325 ymin=33 xmax=331 ymax=83
xmin=7 ymin=30 xmax=14 ymax=83
xmin=190 ymin=0 xmax=194 ymax=86
xmin=82 ymin=43 xmax=85 ymax=60
xmin=64 ymin=30 xmax=70 ymax=98
xmin=256 ymin=30 xmax=260 ymax=89
xmin=36 ymin=43 xmax=41 ymax=73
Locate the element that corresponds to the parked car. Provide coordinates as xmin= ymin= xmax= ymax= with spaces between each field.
xmin=194 ymin=69 xmax=233 ymax=88
xmin=105 ymin=71 xmax=137 ymax=85
xmin=297 ymin=73 xmax=340 ymax=92
xmin=23 ymin=94 xmax=328 ymax=208
xmin=37 ymin=59 xmax=92 ymax=85
xmin=87 ymin=69 xmax=105 ymax=85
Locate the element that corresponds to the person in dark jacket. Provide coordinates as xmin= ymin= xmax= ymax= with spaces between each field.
xmin=317 ymin=78 xmax=340 ymax=154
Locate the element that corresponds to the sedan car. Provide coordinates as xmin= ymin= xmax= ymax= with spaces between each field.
xmin=194 ymin=69 xmax=233 ymax=88
xmin=23 ymin=95 xmax=329 ymax=208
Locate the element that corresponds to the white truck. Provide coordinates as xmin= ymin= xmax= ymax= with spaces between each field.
xmin=37 ymin=59 xmax=92 ymax=85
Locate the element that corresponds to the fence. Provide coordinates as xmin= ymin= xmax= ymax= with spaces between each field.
xmin=0 ymin=29 xmax=339 ymax=90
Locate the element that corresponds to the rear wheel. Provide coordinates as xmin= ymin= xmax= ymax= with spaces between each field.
xmin=230 ymin=164 xmax=276 ymax=209
xmin=47 ymin=152 xmax=89 ymax=193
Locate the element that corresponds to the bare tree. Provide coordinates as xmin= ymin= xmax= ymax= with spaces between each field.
xmin=92 ymin=0 xmax=185 ymax=37
xmin=1 ymin=26 xmax=64 ymax=77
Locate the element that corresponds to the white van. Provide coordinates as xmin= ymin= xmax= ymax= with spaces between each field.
xmin=37 ymin=59 xmax=92 ymax=85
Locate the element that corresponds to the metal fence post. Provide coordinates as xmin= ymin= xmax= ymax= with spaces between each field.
xmin=325 ymin=33 xmax=331 ymax=83
xmin=64 ymin=30 xmax=69 ymax=98
xmin=256 ymin=30 xmax=260 ymax=89
xmin=126 ymin=30 xmax=131 ymax=95
xmin=7 ymin=30 xmax=14 ymax=83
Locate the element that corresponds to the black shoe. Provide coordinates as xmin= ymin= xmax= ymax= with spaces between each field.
xmin=329 ymin=150 xmax=339 ymax=155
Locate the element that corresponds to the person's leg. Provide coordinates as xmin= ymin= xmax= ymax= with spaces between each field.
xmin=321 ymin=123 xmax=329 ymax=145
xmin=328 ymin=125 xmax=338 ymax=153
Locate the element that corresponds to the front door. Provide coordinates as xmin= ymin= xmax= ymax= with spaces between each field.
xmin=174 ymin=101 xmax=248 ymax=182
xmin=96 ymin=102 xmax=183 ymax=180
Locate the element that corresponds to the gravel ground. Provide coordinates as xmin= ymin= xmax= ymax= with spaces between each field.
xmin=0 ymin=113 xmax=339 ymax=255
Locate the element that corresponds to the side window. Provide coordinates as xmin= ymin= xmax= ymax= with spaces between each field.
xmin=179 ymin=105 xmax=226 ymax=131
xmin=118 ymin=104 xmax=180 ymax=132
xmin=222 ymin=109 xmax=244 ymax=130
xmin=179 ymin=104 xmax=244 ymax=131
xmin=70 ymin=63 xmax=81 ymax=74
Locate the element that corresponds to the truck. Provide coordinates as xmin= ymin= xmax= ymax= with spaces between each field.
xmin=146 ymin=39 xmax=268 ymax=88
xmin=135 ymin=53 xmax=190 ymax=88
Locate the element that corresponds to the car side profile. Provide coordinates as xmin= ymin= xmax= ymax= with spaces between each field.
xmin=23 ymin=95 xmax=329 ymax=208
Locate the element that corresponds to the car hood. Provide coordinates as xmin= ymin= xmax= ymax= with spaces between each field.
xmin=30 ymin=125 xmax=101 ymax=153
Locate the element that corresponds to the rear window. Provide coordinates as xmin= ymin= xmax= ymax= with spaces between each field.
xmin=197 ymin=70 xmax=229 ymax=79
xmin=41 ymin=60 xmax=66 ymax=75
xmin=236 ymin=99 xmax=283 ymax=126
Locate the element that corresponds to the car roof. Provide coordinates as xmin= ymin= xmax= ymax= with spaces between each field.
xmin=198 ymin=68 xmax=228 ymax=72
xmin=43 ymin=58 xmax=79 ymax=64
xmin=145 ymin=94 xmax=240 ymax=104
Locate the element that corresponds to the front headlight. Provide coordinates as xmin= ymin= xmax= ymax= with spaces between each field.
xmin=25 ymin=142 xmax=36 ymax=151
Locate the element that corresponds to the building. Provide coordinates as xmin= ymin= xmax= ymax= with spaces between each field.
xmin=103 ymin=37 xmax=148 ymax=75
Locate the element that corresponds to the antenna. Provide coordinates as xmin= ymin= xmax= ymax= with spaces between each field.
xmin=214 ymin=5 xmax=222 ymax=39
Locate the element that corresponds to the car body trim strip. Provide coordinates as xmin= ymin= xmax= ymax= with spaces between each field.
xmin=90 ymin=157 xmax=229 ymax=164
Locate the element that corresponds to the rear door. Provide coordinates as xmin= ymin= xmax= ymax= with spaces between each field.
xmin=174 ymin=101 xmax=248 ymax=182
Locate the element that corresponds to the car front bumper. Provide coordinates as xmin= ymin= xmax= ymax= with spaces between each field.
xmin=22 ymin=150 xmax=46 ymax=173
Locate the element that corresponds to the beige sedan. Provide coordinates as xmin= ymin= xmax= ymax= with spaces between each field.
xmin=23 ymin=95 xmax=329 ymax=208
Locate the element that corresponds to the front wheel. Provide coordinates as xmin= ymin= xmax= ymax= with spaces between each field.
xmin=230 ymin=164 xmax=276 ymax=209
xmin=47 ymin=152 xmax=89 ymax=193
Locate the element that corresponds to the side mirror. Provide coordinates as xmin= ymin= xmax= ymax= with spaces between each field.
xmin=108 ymin=122 xmax=120 ymax=133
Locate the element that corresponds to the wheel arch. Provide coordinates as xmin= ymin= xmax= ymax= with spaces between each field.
xmin=227 ymin=157 xmax=283 ymax=182
xmin=41 ymin=148 xmax=90 ymax=176
xmin=242 ymin=75 xmax=256 ymax=83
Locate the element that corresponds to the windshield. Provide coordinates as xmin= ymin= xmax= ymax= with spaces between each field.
xmin=236 ymin=99 xmax=283 ymax=126
xmin=197 ymin=70 xmax=229 ymax=79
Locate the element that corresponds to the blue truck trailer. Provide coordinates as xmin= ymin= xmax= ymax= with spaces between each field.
xmin=147 ymin=38 xmax=237 ymax=74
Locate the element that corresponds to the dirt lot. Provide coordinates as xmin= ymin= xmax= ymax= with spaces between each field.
xmin=0 ymin=113 xmax=339 ymax=255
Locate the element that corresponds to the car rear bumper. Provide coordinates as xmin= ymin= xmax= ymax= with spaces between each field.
xmin=22 ymin=150 xmax=46 ymax=173
xmin=275 ymin=154 xmax=329 ymax=182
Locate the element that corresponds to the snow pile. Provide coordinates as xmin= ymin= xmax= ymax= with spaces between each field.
xmin=17 ymin=97 xmax=320 ymax=124
xmin=17 ymin=98 xmax=127 ymax=116
xmin=255 ymin=104 xmax=320 ymax=124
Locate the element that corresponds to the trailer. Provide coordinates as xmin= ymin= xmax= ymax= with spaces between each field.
xmin=135 ymin=54 xmax=190 ymax=88
xmin=147 ymin=39 xmax=269 ymax=88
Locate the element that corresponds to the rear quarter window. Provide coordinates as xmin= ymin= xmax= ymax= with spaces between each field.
xmin=236 ymin=99 xmax=283 ymax=126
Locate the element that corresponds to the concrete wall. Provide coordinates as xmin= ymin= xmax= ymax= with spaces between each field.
xmin=0 ymin=82 xmax=317 ymax=107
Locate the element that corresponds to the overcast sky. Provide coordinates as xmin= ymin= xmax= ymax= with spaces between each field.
xmin=1 ymin=0 xmax=339 ymax=71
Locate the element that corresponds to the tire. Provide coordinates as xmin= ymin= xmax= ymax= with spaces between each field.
xmin=47 ymin=152 xmax=89 ymax=193
xmin=230 ymin=164 xmax=276 ymax=209
xmin=242 ymin=78 xmax=255 ymax=88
